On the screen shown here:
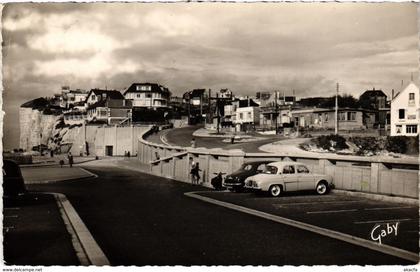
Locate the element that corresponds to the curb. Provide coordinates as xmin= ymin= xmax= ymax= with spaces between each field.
xmin=332 ymin=189 xmax=419 ymax=206
xmin=185 ymin=191 xmax=419 ymax=263
xmin=52 ymin=192 xmax=110 ymax=266
xmin=159 ymin=130 xmax=170 ymax=146
xmin=25 ymin=167 xmax=98 ymax=184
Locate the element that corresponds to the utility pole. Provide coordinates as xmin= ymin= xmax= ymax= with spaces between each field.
xmin=274 ymin=91 xmax=278 ymax=134
xmin=335 ymin=83 xmax=339 ymax=135
xmin=216 ymin=93 xmax=220 ymax=134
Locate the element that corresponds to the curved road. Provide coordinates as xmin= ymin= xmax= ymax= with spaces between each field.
xmin=148 ymin=126 xmax=283 ymax=153
xmin=28 ymin=165 xmax=412 ymax=265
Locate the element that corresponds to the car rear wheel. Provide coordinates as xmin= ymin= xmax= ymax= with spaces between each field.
xmin=269 ymin=185 xmax=282 ymax=197
xmin=316 ymin=181 xmax=329 ymax=195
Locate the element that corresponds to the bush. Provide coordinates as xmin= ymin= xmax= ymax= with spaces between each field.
xmin=350 ymin=136 xmax=385 ymax=155
xmin=386 ymin=136 xmax=419 ymax=154
xmin=312 ymin=134 xmax=348 ymax=151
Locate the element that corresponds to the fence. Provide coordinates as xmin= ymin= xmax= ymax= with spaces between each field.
xmin=138 ymin=127 xmax=419 ymax=199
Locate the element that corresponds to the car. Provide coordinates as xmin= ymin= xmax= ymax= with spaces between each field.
xmin=244 ymin=161 xmax=334 ymax=197
xmin=223 ymin=160 xmax=274 ymax=192
xmin=3 ymin=160 xmax=26 ymax=198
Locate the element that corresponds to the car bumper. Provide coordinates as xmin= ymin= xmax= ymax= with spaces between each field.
xmin=223 ymin=182 xmax=243 ymax=188
xmin=243 ymin=185 xmax=262 ymax=191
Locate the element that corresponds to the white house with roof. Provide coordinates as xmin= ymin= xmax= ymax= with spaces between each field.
xmin=390 ymin=82 xmax=420 ymax=136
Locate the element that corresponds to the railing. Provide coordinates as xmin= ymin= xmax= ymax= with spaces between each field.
xmin=138 ymin=127 xmax=419 ymax=199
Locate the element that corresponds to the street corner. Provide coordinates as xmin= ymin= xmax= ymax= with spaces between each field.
xmin=21 ymin=166 xmax=97 ymax=184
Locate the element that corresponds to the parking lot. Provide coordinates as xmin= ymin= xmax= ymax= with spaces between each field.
xmin=194 ymin=190 xmax=419 ymax=254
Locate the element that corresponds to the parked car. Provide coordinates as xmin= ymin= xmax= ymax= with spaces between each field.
xmin=223 ymin=160 xmax=274 ymax=192
xmin=244 ymin=161 xmax=333 ymax=197
xmin=3 ymin=160 xmax=26 ymax=197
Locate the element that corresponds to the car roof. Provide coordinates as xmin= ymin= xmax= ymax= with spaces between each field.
xmin=243 ymin=160 xmax=274 ymax=166
xmin=267 ymin=161 xmax=305 ymax=168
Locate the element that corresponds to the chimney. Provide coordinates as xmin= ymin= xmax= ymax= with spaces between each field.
xmin=391 ymin=89 xmax=395 ymax=99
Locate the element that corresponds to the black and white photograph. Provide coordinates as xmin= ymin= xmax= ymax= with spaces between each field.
xmin=1 ymin=2 xmax=419 ymax=269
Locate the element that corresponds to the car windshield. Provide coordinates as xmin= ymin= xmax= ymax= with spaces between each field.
xmin=265 ymin=166 xmax=278 ymax=174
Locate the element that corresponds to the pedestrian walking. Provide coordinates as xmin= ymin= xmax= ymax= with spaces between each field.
xmin=68 ymin=152 xmax=74 ymax=168
xmin=191 ymin=137 xmax=196 ymax=148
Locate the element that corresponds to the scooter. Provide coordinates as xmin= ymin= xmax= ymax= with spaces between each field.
xmin=211 ymin=172 xmax=226 ymax=191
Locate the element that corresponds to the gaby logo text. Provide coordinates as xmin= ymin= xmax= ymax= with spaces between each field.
xmin=370 ymin=222 xmax=399 ymax=244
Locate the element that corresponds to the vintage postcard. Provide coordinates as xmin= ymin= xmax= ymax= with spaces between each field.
xmin=1 ymin=2 xmax=419 ymax=271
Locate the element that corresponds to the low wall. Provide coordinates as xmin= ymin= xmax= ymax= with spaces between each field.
xmin=138 ymin=128 xmax=419 ymax=199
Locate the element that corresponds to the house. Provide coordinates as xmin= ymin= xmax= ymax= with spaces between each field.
xmin=59 ymin=87 xmax=89 ymax=109
xmin=124 ymin=83 xmax=170 ymax=109
xmin=291 ymin=107 xmax=375 ymax=130
xmin=231 ymin=98 xmax=260 ymax=131
xmin=359 ymin=88 xmax=389 ymax=127
xmin=85 ymin=89 xmax=125 ymax=107
xmin=86 ymin=90 xmax=132 ymax=125
xmin=390 ymin=83 xmax=419 ymax=136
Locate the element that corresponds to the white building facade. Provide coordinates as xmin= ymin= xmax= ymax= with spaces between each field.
xmin=390 ymin=83 xmax=419 ymax=136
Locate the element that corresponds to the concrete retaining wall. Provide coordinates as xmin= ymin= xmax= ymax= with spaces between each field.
xmin=138 ymin=128 xmax=419 ymax=199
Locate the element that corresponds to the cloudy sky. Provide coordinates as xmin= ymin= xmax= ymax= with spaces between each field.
xmin=2 ymin=3 xmax=419 ymax=149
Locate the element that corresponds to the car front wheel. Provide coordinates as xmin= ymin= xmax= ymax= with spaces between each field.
xmin=316 ymin=181 xmax=329 ymax=195
xmin=269 ymin=185 xmax=282 ymax=197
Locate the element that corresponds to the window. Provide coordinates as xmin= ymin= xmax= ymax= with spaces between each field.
xmin=396 ymin=125 xmax=402 ymax=134
xmin=136 ymin=94 xmax=141 ymax=98
xmin=409 ymin=93 xmax=415 ymax=101
xmin=243 ymin=164 xmax=253 ymax=171
xmin=347 ymin=112 xmax=356 ymax=121
xmin=265 ymin=166 xmax=278 ymax=174
xmin=146 ymin=94 xmax=152 ymax=98
xmin=282 ymin=165 xmax=295 ymax=174
xmin=399 ymin=109 xmax=405 ymax=119
xmin=297 ymin=165 xmax=310 ymax=174
xmin=247 ymin=112 xmax=252 ymax=118
xmin=256 ymin=164 xmax=267 ymax=173
xmin=239 ymin=113 xmax=243 ymax=119
xmin=338 ymin=112 xmax=346 ymax=121
xmin=406 ymin=125 xmax=417 ymax=134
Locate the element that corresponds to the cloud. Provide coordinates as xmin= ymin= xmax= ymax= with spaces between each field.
xmin=2 ymin=3 xmax=419 ymax=149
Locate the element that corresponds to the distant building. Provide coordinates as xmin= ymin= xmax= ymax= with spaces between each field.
xmin=219 ymin=88 xmax=233 ymax=99
xmin=84 ymin=89 xmax=131 ymax=125
xmin=124 ymin=83 xmax=171 ymax=109
xmin=359 ymin=88 xmax=390 ymax=127
xmin=231 ymin=98 xmax=260 ymax=131
xmin=291 ymin=107 xmax=375 ymax=130
xmin=86 ymin=89 xmax=125 ymax=107
xmin=59 ymin=87 xmax=89 ymax=109
xmin=390 ymin=83 xmax=419 ymax=136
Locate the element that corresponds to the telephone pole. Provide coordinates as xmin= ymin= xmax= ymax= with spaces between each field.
xmin=335 ymin=83 xmax=339 ymax=135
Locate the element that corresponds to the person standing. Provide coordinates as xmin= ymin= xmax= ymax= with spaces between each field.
xmin=189 ymin=157 xmax=196 ymax=184
xmin=191 ymin=138 xmax=196 ymax=148
xmin=192 ymin=162 xmax=202 ymax=185
xmin=68 ymin=152 xmax=74 ymax=168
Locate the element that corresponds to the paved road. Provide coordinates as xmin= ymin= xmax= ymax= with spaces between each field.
xmin=28 ymin=166 xmax=414 ymax=265
xmin=3 ymin=194 xmax=79 ymax=265
xmin=148 ymin=126 xmax=282 ymax=153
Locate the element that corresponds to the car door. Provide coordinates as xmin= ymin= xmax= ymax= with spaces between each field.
xmin=282 ymin=165 xmax=298 ymax=191
xmin=296 ymin=165 xmax=315 ymax=191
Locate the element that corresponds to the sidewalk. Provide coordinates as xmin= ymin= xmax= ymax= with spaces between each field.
xmin=21 ymin=165 xmax=95 ymax=184
xmin=3 ymin=193 xmax=79 ymax=265
xmin=81 ymin=157 xmax=151 ymax=173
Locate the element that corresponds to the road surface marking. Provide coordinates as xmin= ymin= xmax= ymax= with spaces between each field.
xmin=354 ymin=219 xmax=413 ymax=224
xmin=274 ymin=200 xmax=362 ymax=207
xmin=4 ymin=215 xmax=18 ymax=218
xmin=4 ymin=207 xmax=20 ymax=210
xmin=306 ymin=209 xmax=358 ymax=214
xmin=52 ymin=193 xmax=110 ymax=266
xmin=185 ymin=191 xmax=418 ymax=263
xmin=364 ymin=206 xmax=414 ymax=211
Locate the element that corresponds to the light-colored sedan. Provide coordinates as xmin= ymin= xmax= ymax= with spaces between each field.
xmin=244 ymin=161 xmax=334 ymax=197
